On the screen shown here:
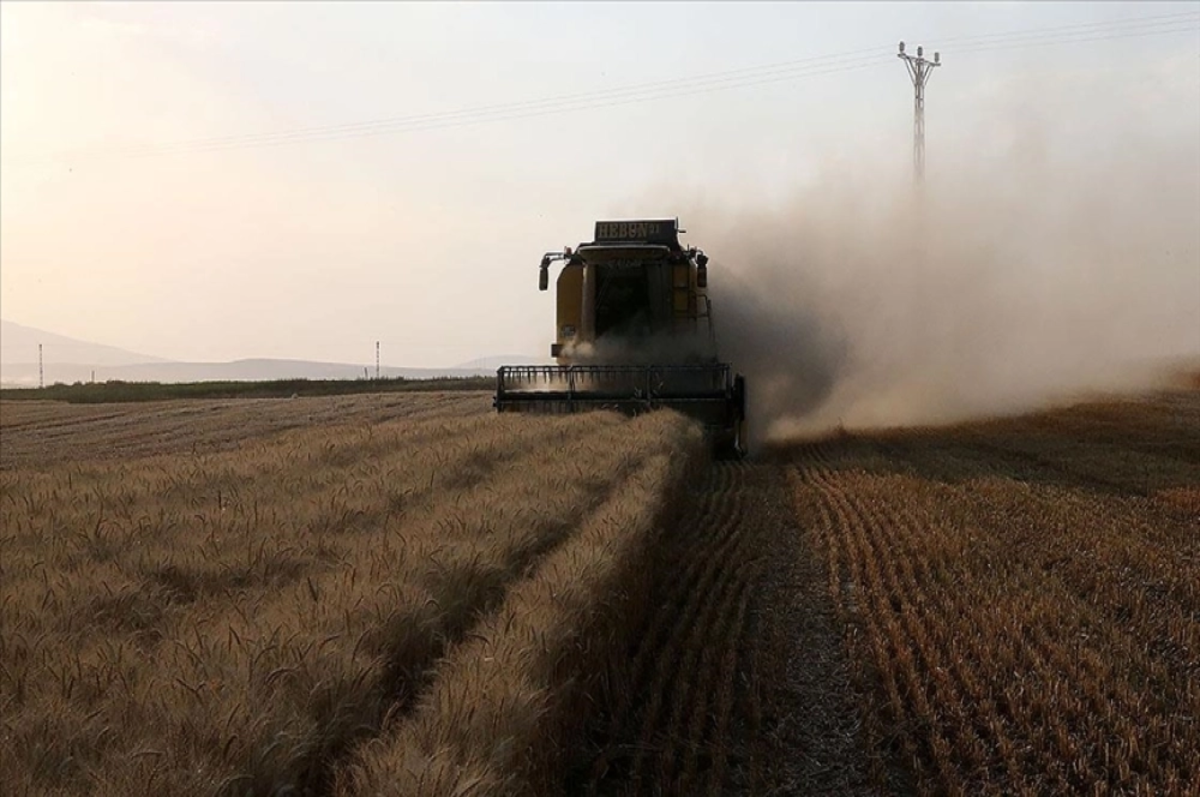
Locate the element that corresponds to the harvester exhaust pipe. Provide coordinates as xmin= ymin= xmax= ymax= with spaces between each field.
xmin=581 ymin=262 xmax=595 ymax=345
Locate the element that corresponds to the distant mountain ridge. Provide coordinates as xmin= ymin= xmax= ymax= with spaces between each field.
xmin=0 ymin=355 xmax=496 ymax=388
xmin=1 ymin=319 xmax=165 ymax=367
xmin=0 ymin=319 xmax=533 ymax=387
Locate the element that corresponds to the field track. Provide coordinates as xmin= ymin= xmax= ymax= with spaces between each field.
xmin=580 ymin=460 xmax=871 ymax=796
xmin=580 ymin=461 xmax=769 ymax=795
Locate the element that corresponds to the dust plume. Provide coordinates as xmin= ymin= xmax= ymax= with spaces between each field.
xmin=677 ymin=85 xmax=1200 ymax=444
xmin=562 ymin=329 xmax=716 ymax=367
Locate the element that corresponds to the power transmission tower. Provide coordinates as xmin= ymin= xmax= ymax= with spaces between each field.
xmin=38 ymin=343 xmax=44 ymax=389
xmin=898 ymin=41 xmax=941 ymax=184
xmin=375 ymin=341 xmax=380 ymax=381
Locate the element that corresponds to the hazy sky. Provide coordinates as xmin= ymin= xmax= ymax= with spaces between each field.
xmin=2 ymin=1 xmax=1198 ymax=367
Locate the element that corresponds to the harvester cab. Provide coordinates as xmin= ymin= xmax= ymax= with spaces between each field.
xmin=495 ymin=219 xmax=747 ymax=457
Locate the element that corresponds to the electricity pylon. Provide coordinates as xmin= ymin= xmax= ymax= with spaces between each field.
xmin=898 ymin=41 xmax=941 ymax=185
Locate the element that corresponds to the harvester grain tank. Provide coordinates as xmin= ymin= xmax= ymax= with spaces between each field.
xmin=494 ymin=219 xmax=746 ymax=456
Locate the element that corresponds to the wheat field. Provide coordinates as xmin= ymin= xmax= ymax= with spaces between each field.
xmin=3 ymin=389 xmax=1198 ymax=796
xmin=0 ymin=394 xmax=701 ymax=795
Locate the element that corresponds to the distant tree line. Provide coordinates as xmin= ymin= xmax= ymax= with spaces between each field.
xmin=0 ymin=376 xmax=494 ymax=403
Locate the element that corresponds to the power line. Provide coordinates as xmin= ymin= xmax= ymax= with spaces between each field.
xmin=950 ymin=22 xmax=1199 ymax=56
xmin=18 ymin=52 xmax=892 ymax=164
xmin=12 ymin=12 xmax=1199 ymax=167
xmin=204 ymin=8 xmax=1188 ymax=152
xmin=926 ymin=8 xmax=1199 ymax=47
xmin=150 ymin=20 xmax=1197 ymax=156
xmin=16 ymin=16 xmax=1197 ymax=166
xmin=19 ymin=47 xmax=891 ymax=164
xmin=121 ymin=45 xmax=893 ymax=154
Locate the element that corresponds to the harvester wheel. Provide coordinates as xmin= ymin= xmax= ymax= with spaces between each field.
xmin=733 ymin=374 xmax=746 ymax=419
xmin=712 ymin=427 xmax=746 ymax=461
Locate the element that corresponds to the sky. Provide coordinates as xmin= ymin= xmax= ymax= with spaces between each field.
xmin=1 ymin=1 xmax=1198 ymax=369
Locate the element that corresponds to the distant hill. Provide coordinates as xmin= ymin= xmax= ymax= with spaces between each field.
xmin=0 ymin=357 xmax=493 ymax=388
xmin=1 ymin=319 xmax=165 ymax=368
xmin=0 ymin=319 xmax=550 ymax=387
xmin=0 ymin=319 xmax=520 ymax=388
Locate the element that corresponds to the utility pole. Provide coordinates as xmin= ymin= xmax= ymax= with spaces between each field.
xmin=898 ymin=41 xmax=940 ymax=185
xmin=375 ymin=341 xmax=380 ymax=381
xmin=38 ymin=344 xmax=44 ymax=389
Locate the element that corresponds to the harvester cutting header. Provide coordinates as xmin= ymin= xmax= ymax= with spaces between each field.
xmin=495 ymin=219 xmax=746 ymax=456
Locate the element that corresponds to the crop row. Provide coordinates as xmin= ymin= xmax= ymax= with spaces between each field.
xmin=789 ymin=441 xmax=1200 ymax=796
xmin=0 ymin=405 xmax=691 ymax=795
xmin=339 ymin=413 xmax=705 ymax=795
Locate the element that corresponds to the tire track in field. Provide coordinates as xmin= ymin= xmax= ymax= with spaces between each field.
xmin=663 ymin=507 xmax=760 ymax=794
xmin=789 ymin=445 xmax=888 ymax=790
xmin=646 ymin=467 xmax=758 ymax=785
xmin=582 ymin=458 xmax=867 ymax=796
xmin=588 ymin=463 xmax=743 ymax=777
xmin=583 ymin=461 xmax=770 ymax=796
xmin=619 ymin=462 xmax=753 ymax=792
xmin=791 ymin=451 xmax=926 ymax=794
xmin=743 ymin=449 xmax=870 ymax=797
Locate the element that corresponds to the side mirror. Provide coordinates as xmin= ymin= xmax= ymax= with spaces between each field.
xmin=539 ymin=266 xmax=548 ymax=291
xmin=696 ymin=264 xmax=708 ymax=289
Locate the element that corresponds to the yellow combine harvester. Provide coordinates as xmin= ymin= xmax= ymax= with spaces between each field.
xmin=494 ymin=219 xmax=747 ymax=457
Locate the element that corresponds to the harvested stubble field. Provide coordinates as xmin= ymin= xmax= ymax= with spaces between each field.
xmin=776 ymin=391 xmax=1200 ymax=796
xmin=581 ymin=390 xmax=1200 ymax=796
xmin=2 ymin=388 xmax=1198 ymax=796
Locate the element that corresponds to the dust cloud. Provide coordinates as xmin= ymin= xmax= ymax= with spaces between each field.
xmin=562 ymin=326 xmax=716 ymax=367
xmin=679 ymin=111 xmax=1200 ymax=445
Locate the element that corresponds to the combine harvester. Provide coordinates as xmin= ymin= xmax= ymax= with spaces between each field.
xmin=494 ymin=219 xmax=747 ymax=457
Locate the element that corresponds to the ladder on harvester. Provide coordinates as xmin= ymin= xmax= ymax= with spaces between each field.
xmin=671 ymin=261 xmax=716 ymax=352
